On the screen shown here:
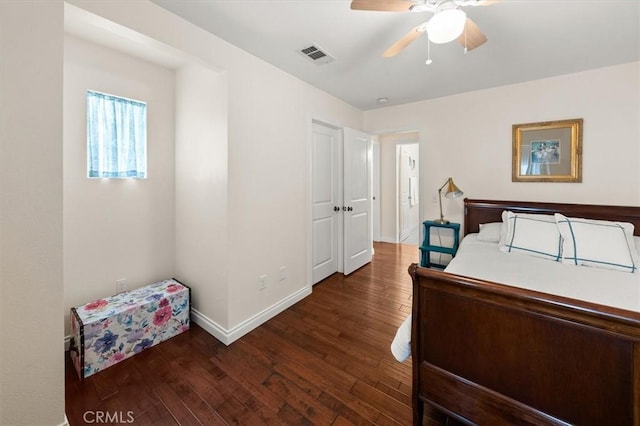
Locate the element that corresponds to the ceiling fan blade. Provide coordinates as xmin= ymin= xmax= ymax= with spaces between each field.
xmin=350 ymin=0 xmax=414 ymax=12
xmin=457 ymin=18 xmax=487 ymax=51
xmin=458 ymin=0 xmax=501 ymax=5
xmin=383 ymin=25 xmax=425 ymax=57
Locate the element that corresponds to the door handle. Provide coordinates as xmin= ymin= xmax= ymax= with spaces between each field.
xmin=347 ymin=206 xmax=353 ymax=212
xmin=333 ymin=206 xmax=340 ymax=212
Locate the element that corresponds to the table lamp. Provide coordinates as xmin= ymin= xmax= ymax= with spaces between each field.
xmin=434 ymin=177 xmax=463 ymax=224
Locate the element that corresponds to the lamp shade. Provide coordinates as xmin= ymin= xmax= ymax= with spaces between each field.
xmin=444 ymin=178 xmax=463 ymax=199
xmin=426 ymin=9 xmax=467 ymax=44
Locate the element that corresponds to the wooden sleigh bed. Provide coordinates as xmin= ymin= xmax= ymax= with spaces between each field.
xmin=409 ymin=199 xmax=640 ymax=425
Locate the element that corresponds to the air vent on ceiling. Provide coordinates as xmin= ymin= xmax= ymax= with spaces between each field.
xmin=298 ymin=44 xmax=335 ymax=65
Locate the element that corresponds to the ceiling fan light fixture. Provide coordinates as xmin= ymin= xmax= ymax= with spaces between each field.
xmin=426 ymin=8 xmax=467 ymax=44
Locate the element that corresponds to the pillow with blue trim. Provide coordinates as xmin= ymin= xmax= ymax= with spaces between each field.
xmin=555 ymin=214 xmax=638 ymax=273
xmin=499 ymin=211 xmax=562 ymax=261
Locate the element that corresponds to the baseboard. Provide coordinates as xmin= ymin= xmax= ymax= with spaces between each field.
xmin=63 ymin=286 xmax=312 ymax=350
xmin=190 ymin=309 xmax=230 ymax=343
xmin=380 ymin=236 xmax=399 ymax=244
xmin=192 ymin=285 xmax=312 ymax=346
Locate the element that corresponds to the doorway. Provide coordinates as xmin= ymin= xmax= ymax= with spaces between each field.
xmin=377 ymin=131 xmax=420 ymax=245
xmin=398 ymin=143 xmax=419 ymax=245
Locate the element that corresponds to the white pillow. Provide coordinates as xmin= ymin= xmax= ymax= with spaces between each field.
xmin=499 ymin=211 xmax=562 ymax=261
xmin=555 ymin=214 xmax=638 ymax=273
xmin=498 ymin=210 xmax=510 ymax=247
xmin=477 ymin=222 xmax=502 ymax=243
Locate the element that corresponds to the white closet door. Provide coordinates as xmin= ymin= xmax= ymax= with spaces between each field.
xmin=343 ymin=128 xmax=372 ymax=275
xmin=311 ymin=123 xmax=340 ymax=284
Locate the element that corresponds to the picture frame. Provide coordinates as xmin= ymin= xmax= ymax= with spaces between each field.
xmin=512 ymin=118 xmax=583 ymax=182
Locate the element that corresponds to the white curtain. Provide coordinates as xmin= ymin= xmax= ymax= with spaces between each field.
xmin=87 ymin=90 xmax=147 ymax=178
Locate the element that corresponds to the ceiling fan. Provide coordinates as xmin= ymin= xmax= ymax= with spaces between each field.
xmin=351 ymin=0 xmax=500 ymax=58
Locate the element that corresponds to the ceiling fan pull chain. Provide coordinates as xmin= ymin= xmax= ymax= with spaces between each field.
xmin=464 ymin=20 xmax=468 ymax=54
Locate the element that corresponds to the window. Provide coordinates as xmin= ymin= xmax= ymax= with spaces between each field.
xmin=87 ymin=90 xmax=147 ymax=178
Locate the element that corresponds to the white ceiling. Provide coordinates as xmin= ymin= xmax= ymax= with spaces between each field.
xmin=149 ymin=0 xmax=640 ymax=111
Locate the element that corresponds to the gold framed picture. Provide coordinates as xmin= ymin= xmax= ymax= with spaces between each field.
xmin=512 ymin=118 xmax=583 ymax=182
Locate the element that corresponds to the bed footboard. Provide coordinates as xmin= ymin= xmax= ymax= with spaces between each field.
xmin=409 ymin=264 xmax=640 ymax=426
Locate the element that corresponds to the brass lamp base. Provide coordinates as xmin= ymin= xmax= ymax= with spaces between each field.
xmin=433 ymin=218 xmax=450 ymax=224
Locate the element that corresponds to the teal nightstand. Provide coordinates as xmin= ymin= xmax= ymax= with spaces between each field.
xmin=419 ymin=221 xmax=460 ymax=269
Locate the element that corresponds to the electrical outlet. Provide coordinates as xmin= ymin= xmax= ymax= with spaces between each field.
xmin=279 ymin=266 xmax=287 ymax=282
xmin=259 ymin=274 xmax=267 ymax=290
xmin=431 ymin=194 xmax=438 ymax=204
xmin=116 ymin=278 xmax=127 ymax=293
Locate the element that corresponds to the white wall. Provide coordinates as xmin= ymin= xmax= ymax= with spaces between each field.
xmin=364 ymin=62 xmax=640 ymax=228
xmin=175 ymin=65 xmax=230 ymax=329
xmin=0 ymin=1 xmax=65 ymax=424
xmin=63 ymin=35 xmax=176 ymax=334
xmin=67 ymin=0 xmax=363 ymax=340
xmin=224 ymin=58 xmax=362 ymax=329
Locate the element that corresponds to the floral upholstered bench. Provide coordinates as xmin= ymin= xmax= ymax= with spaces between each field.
xmin=69 ymin=278 xmax=190 ymax=379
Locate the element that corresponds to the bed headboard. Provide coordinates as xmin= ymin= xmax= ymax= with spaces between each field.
xmin=464 ymin=198 xmax=640 ymax=236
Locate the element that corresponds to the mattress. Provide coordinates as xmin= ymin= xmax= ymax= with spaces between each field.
xmin=446 ymin=234 xmax=640 ymax=313
xmin=391 ymin=234 xmax=640 ymax=362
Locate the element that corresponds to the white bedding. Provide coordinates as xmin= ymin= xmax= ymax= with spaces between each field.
xmin=391 ymin=233 xmax=640 ymax=362
xmin=448 ymin=234 xmax=640 ymax=312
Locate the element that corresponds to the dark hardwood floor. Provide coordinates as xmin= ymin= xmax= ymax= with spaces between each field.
xmin=65 ymin=242 xmax=447 ymax=425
